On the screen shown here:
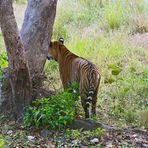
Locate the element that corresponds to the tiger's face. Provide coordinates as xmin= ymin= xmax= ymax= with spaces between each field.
xmin=47 ymin=38 xmax=64 ymax=61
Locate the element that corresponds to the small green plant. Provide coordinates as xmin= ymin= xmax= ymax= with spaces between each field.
xmin=124 ymin=108 xmax=137 ymax=124
xmin=66 ymin=129 xmax=81 ymax=139
xmin=23 ymin=89 xmax=79 ymax=129
xmin=92 ymin=128 xmax=105 ymax=137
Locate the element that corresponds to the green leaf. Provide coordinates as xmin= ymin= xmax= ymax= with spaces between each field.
xmin=124 ymin=87 xmax=129 ymax=92
xmin=0 ymin=140 xmax=5 ymax=147
xmin=130 ymin=67 xmax=136 ymax=73
xmin=111 ymin=69 xmax=122 ymax=75
xmin=104 ymin=78 xmax=115 ymax=84
xmin=108 ymin=64 xmax=118 ymax=70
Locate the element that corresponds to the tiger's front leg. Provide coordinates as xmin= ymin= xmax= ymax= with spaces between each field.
xmin=60 ymin=76 xmax=70 ymax=90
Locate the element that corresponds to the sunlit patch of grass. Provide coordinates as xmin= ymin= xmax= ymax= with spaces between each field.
xmin=0 ymin=33 xmax=5 ymax=51
xmin=103 ymin=1 xmax=124 ymax=30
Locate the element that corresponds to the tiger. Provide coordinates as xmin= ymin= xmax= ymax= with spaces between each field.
xmin=47 ymin=37 xmax=101 ymax=119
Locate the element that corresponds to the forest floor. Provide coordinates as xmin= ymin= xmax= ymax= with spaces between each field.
xmin=0 ymin=118 xmax=148 ymax=147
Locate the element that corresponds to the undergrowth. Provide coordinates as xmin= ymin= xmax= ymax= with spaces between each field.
xmin=23 ymin=88 xmax=79 ymax=129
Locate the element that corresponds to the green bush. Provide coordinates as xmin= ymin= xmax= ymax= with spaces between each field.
xmin=23 ymin=90 xmax=79 ymax=129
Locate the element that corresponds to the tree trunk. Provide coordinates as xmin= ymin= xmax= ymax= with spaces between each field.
xmin=0 ymin=0 xmax=57 ymax=119
xmin=21 ymin=0 xmax=57 ymax=95
xmin=0 ymin=0 xmax=32 ymax=120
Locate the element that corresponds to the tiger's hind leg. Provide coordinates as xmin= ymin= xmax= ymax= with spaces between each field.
xmin=80 ymin=94 xmax=90 ymax=119
xmin=91 ymin=95 xmax=97 ymax=116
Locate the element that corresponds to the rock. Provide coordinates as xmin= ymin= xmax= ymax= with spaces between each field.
xmin=90 ymin=138 xmax=99 ymax=144
xmin=72 ymin=139 xmax=80 ymax=144
xmin=67 ymin=119 xmax=102 ymax=130
xmin=67 ymin=119 xmax=116 ymax=130
xmin=28 ymin=135 xmax=35 ymax=141
xmin=7 ymin=130 xmax=13 ymax=136
xmin=40 ymin=129 xmax=50 ymax=137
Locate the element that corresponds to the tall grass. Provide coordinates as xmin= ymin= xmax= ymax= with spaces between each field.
xmin=103 ymin=1 xmax=124 ymax=29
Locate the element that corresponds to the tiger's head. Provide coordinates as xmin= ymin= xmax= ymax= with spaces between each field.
xmin=47 ymin=37 xmax=64 ymax=61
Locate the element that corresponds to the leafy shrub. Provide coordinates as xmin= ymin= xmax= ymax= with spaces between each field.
xmin=23 ymin=90 xmax=79 ymax=129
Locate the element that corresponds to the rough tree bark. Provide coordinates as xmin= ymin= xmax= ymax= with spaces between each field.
xmin=0 ymin=0 xmax=57 ymax=119
xmin=0 ymin=0 xmax=32 ymax=120
xmin=21 ymin=0 xmax=57 ymax=94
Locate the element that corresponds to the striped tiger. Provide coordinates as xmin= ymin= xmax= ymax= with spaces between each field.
xmin=47 ymin=38 xmax=101 ymax=119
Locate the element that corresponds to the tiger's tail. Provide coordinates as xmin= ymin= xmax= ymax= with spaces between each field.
xmin=85 ymin=88 xmax=94 ymax=118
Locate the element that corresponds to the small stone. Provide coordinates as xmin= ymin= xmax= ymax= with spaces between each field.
xmin=7 ymin=130 xmax=13 ymax=136
xmin=90 ymin=138 xmax=99 ymax=144
xmin=28 ymin=135 xmax=35 ymax=141
xmin=72 ymin=139 xmax=79 ymax=144
xmin=40 ymin=129 xmax=50 ymax=137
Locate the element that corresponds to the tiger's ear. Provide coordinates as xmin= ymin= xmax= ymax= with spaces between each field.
xmin=59 ymin=37 xmax=64 ymax=44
